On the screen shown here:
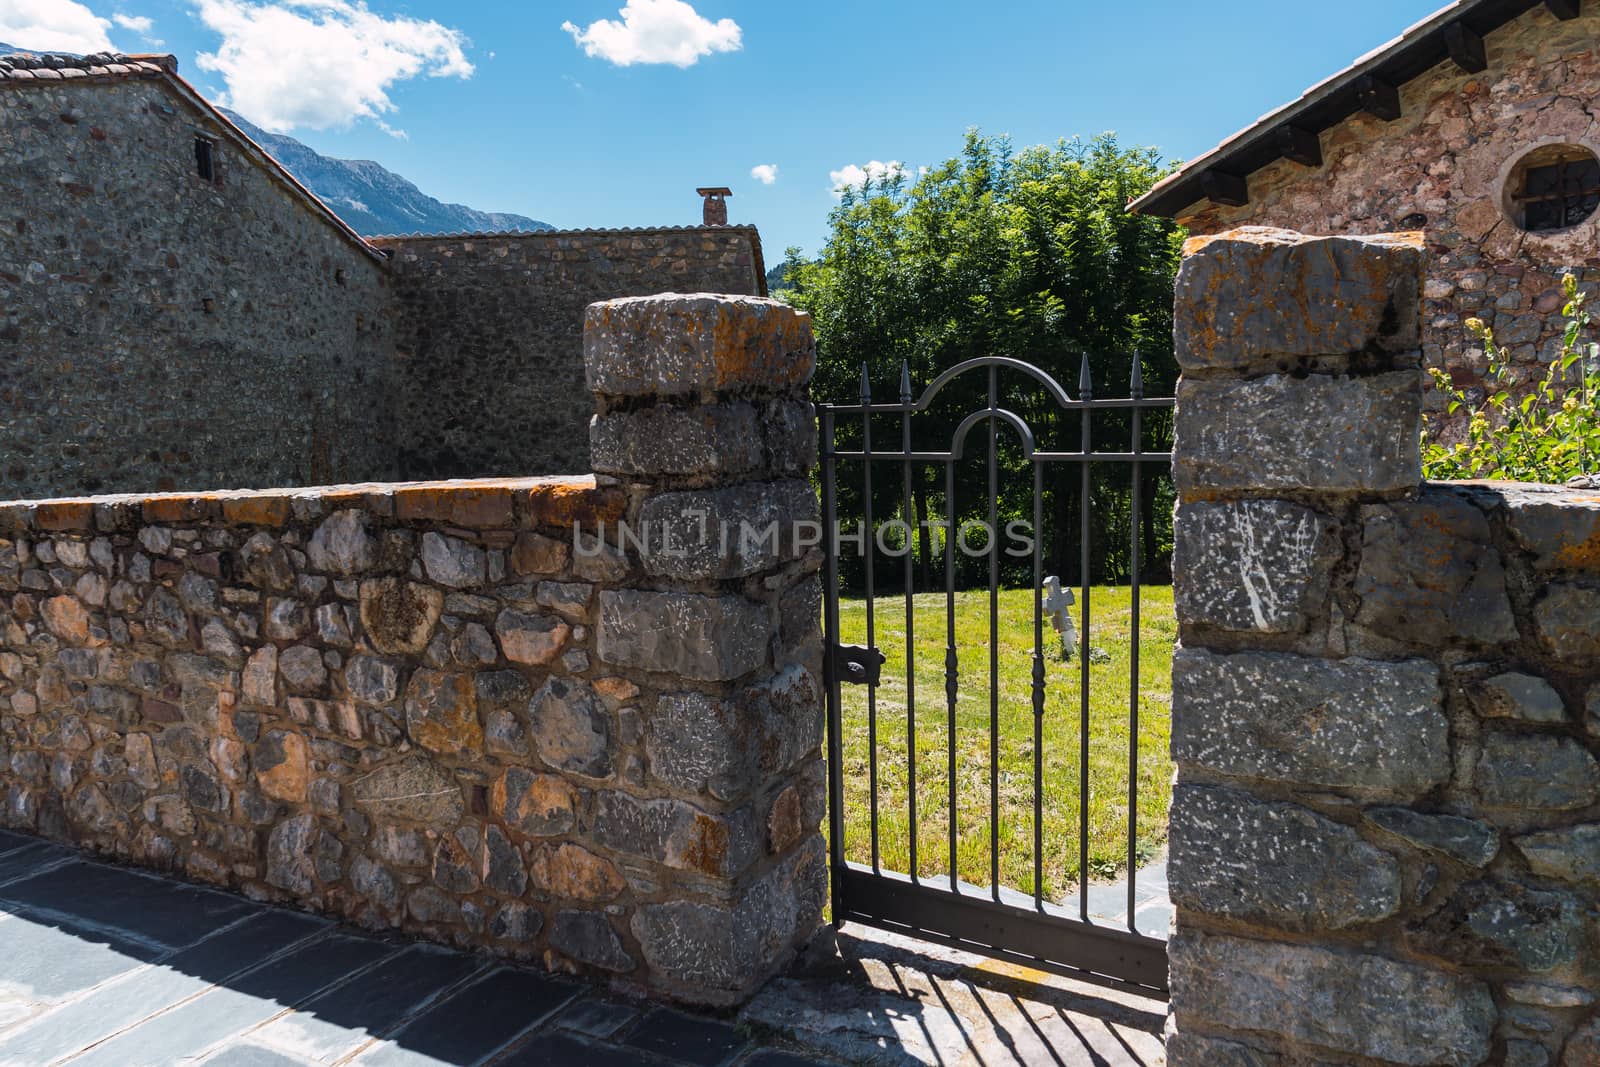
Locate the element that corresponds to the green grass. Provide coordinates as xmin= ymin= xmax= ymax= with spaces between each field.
xmin=834 ymin=585 xmax=1174 ymax=901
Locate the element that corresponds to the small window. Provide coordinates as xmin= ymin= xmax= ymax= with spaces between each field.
xmin=1507 ymin=144 xmax=1600 ymax=232
xmin=194 ymin=137 xmax=216 ymax=183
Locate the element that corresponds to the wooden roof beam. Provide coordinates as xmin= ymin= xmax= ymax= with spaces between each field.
xmin=1200 ymin=170 xmax=1249 ymax=207
xmin=1443 ymin=23 xmax=1488 ymax=73
xmin=1356 ymin=75 xmax=1403 ymax=121
xmin=1275 ymin=125 xmax=1323 ymax=167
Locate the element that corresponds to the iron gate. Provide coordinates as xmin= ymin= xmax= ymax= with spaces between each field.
xmin=818 ymin=354 xmax=1174 ymax=997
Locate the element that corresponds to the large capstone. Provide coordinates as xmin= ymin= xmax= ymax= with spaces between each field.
xmin=1172 ymin=648 xmax=1447 ymax=798
xmin=1169 ymin=931 xmax=1494 ymax=1066
xmin=1175 ymin=228 xmax=1423 ymax=370
xmin=1173 ymin=500 xmax=1338 ymax=633
xmin=1169 ymin=785 xmax=1400 ymax=930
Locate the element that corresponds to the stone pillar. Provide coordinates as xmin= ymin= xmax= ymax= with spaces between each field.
xmin=583 ymin=292 xmax=826 ymax=1005
xmin=1165 ymin=228 xmax=1491 ymax=1064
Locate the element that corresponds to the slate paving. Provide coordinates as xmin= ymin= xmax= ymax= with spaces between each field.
xmin=0 ymin=829 xmax=838 ymax=1067
xmin=0 ymin=829 xmax=1169 ymax=1066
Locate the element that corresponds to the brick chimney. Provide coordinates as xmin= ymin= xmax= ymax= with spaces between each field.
xmin=697 ymin=187 xmax=732 ymax=226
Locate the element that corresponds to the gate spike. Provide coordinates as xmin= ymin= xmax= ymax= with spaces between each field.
xmin=899 ymin=360 xmax=913 ymax=405
xmin=1130 ymin=352 xmax=1144 ymax=400
xmin=1078 ymin=353 xmax=1094 ymax=401
xmin=860 ymin=362 xmax=872 ymax=404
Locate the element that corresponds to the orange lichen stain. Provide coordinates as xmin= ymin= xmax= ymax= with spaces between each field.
xmin=396 ymin=485 xmax=515 ymax=527
xmin=523 ymin=478 xmax=626 ymax=530
xmin=142 ymin=495 xmax=220 ymax=523
xmin=33 ymin=500 xmax=96 ymax=531
xmin=681 ymin=813 xmax=731 ymax=876
xmin=1552 ymin=530 xmax=1600 ymax=573
xmin=221 ymin=495 xmax=292 ymax=527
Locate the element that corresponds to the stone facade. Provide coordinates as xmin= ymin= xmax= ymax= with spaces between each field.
xmin=373 ymin=229 xmax=766 ymax=480
xmin=0 ymin=69 xmax=395 ymax=498
xmin=1168 ymin=4 xmax=1600 ymax=434
xmin=1168 ymin=227 xmax=1600 ymax=1066
xmin=0 ymin=60 xmax=767 ymax=499
xmin=0 ymin=294 xmax=823 ymax=1007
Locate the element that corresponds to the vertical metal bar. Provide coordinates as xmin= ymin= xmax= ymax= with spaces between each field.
xmin=901 ymin=363 xmax=918 ymax=884
xmin=1078 ymin=354 xmax=1093 ymax=922
xmin=820 ymin=405 xmax=847 ymax=924
xmin=1127 ymin=354 xmax=1144 ymax=930
xmin=1031 ymin=461 xmax=1045 ymax=911
xmin=987 ymin=364 xmax=1001 ymax=902
xmin=860 ymin=365 xmax=880 ymax=874
xmin=944 ymin=459 xmax=959 ymax=895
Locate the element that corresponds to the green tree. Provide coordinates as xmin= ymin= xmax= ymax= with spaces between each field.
xmin=782 ymin=131 xmax=1184 ymax=587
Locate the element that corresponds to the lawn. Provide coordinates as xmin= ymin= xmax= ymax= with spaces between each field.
xmin=832 ymin=585 xmax=1175 ymax=902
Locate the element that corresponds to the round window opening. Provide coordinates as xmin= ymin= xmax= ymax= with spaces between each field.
xmin=1505 ymin=144 xmax=1600 ymax=233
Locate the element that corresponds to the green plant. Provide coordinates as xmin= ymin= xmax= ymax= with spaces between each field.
xmin=1423 ymin=273 xmax=1600 ymax=482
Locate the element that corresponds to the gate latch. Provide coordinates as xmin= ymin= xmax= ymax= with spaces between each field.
xmin=832 ymin=644 xmax=886 ymax=687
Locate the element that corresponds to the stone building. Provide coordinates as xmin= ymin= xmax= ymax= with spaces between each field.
xmin=0 ymin=51 xmax=765 ymax=499
xmin=1131 ymin=0 xmax=1600 ymax=426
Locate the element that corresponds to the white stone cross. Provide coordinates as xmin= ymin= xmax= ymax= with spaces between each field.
xmin=1043 ymin=576 xmax=1077 ymax=657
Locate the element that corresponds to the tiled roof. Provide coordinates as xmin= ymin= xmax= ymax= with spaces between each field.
xmin=1130 ymin=0 xmax=1561 ymax=218
xmin=0 ymin=51 xmax=175 ymax=81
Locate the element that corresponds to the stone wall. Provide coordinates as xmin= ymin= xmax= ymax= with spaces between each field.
xmin=1173 ymin=3 xmax=1600 ymax=436
xmin=1168 ymin=228 xmax=1600 ymax=1066
xmin=0 ymin=294 xmax=824 ymax=1007
xmin=0 ymin=74 xmax=397 ymax=498
xmin=373 ymin=229 xmax=767 ymax=480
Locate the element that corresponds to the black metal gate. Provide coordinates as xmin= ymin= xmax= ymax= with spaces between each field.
xmin=818 ymin=354 xmax=1173 ymax=997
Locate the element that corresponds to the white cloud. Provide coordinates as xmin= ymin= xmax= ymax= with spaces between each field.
xmin=750 ymin=163 xmax=778 ymax=186
xmin=0 ymin=0 xmax=115 ymax=53
xmin=194 ymin=0 xmax=473 ymax=135
xmin=830 ymin=160 xmax=906 ymax=196
xmin=111 ymin=12 xmax=162 ymax=45
xmin=561 ymin=0 xmax=740 ymax=68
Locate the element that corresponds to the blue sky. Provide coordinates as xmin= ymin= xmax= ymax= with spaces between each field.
xmin=8 ymin=0 xmax=1445 ymax=254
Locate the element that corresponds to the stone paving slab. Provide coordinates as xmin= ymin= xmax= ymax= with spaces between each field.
xmin=0 ymin=829 xmax=1165 ymax=1066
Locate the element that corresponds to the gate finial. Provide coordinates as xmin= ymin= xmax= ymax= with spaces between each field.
xmin=1078 ymin=353 xmax=1094 ymax=401
xmin=899 ymin=360 xmax=912 ymax=405
xmin=860 ymin=362 xmax=872 ymax=404
xmin=1130 ymin=352 xmax=1144 ymax=400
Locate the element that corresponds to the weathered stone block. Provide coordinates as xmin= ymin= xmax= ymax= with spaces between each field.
xmin=1354 ymin=488 xmax=1517 ymax=647
xmin=590 ymin=402 xmax=764 ymax=479
xmin=1405 ymin=879 xmax=1584 ymax=972
xmin=1365 ymin=807 xmax=1499 ymax=867
xmin=306 ymin=510 xmax=375 ymax=575
xmin=1515 ymin=824 xmax=1600 ymax=888
xmin=1500 ymin=485 xmax=1600 ymax=575
xmin=1532 ymin=584 xmax=1600 ymax=664
xmin=639 ymin=480 xmax=818 ymax=581
xmin=403 ymin=669 xmax=481 ymax=757
xmin=597 ymin=590 xmax=767 ymax=681
xmin=1172 ymin=648 xmax=1447 ymax=798
xmin=493 ymin=766 xmax=577 ymax=838
xmin=1169 ymin=931 xmax=1494 ymax=1066
xmin=550 ymin=911 xmax=634 ymax=973
xmin=352 ymin=757 xmax=464 ymax=823
xmin=1174 ymin=371 xmax=1421 ymax=496
xmin=530 ymin=677 xmax=611 ymax=780
xmin=1170 ymin=785 xmax=1399 ymax=930
xmin=1172 ymin=500 xmax=1338 ymax=632
xmin=1176 ymin=228 xmax=1424 ymax=370
xmin=630 ymin=838 xmax=825 ymax=999
xmin=1165 ymin=1030 xmax=1283 ymax=1067
xmin=588 ymin=790 xmax=759 ymax=879
xmin=1470 ymin=672 xmax=1568 ymax=723
xmin=584 ymin=294 xmax=815 ymax=398
xmin=359 ymin=579 xmax=442 ymax=656
xmin=1476 ymin=734 xmax=1600 ymax=811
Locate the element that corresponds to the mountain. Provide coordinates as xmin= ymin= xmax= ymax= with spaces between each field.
xmin=221 ymin=110 xmax=553 ymax=237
